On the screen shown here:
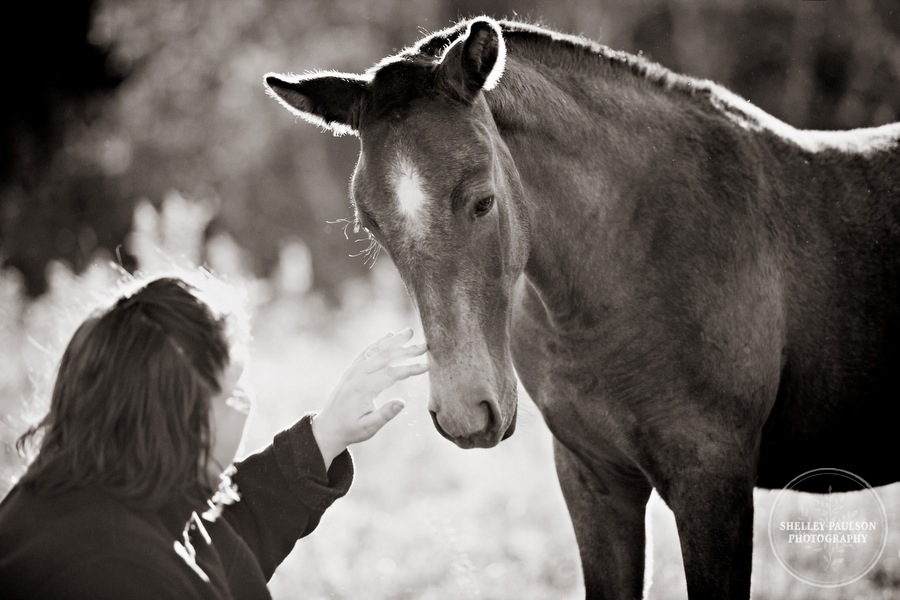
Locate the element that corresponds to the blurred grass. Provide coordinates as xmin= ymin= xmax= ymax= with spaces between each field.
xmin=1 ymin=196 xmax=898 ymax=599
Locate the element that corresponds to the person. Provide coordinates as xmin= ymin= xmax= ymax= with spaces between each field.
xmin=0 ymin=273 xmax=429 ymax=599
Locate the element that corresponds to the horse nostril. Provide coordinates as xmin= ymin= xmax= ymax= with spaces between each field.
xmin=429 ymin=410 xmax=453 ymax=442
xmin=480 ymin=400 xmax=496 ymax=432
xmin=502 ymin=405 xmax=518 ymax=440
xmin=430 ymin=403 xmax=500 ymax=445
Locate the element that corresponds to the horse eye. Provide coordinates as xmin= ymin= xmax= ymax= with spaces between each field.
xmin=473 ymin=196 xmax=494 ymax=218
xmin=358 ymin=207 xmax=379 ymax=231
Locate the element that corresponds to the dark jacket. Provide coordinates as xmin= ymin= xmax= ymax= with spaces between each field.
xmin=0 ymin=414 xmax=353 ymax=599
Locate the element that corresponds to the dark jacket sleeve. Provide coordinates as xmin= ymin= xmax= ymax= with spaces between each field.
xmin=220 ymin=413 xmax=354 ymax=579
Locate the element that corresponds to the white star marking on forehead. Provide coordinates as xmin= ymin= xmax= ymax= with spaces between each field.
xmin=392 ymin=154 xmax=429 ymax=235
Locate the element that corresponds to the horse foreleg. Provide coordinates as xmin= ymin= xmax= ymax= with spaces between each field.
xmin=663 ymin=463 xmax=755 ymax=600
xmin=553 ymin=438 xmax=653 ymax=600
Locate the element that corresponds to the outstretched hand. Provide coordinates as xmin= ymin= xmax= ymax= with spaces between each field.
xmin=311 ymin=328 xmax=429 ymax=470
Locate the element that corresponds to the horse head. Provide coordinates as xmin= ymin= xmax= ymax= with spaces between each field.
xmin=265 ymin=18 xmax=528 ymax=448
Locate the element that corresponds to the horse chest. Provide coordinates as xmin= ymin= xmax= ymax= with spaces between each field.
xmin=510 ymin=284 xmax=632 ymax=444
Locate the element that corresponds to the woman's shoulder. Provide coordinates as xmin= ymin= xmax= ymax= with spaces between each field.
xmin=1 ymin=483 xmax=149 ymax=541
xmin=0 ymin=484 xmax=208 ymax=600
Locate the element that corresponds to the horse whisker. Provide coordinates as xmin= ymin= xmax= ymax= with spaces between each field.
xmin=328 ymin=215 xmax=382 ymax=268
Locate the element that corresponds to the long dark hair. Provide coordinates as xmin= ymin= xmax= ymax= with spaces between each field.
xmin=16 ymin=273 xmax=248 ymax=509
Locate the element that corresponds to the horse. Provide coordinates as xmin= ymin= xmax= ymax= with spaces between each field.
xmin=264 ymin=17 xmax=900 ymax=599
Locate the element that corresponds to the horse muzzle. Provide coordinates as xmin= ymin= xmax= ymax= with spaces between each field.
xmin=429 ymin=395 xmax=517 ymax=449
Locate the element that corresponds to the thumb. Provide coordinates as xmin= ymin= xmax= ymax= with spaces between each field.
xmin=357 ymin=399 xmax=406 ymax=439
xmin=379 ymin=399 xmax=407 ymax=422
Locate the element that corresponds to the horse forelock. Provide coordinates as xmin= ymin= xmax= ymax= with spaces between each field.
xmin=359 ymin=18 xmax=502 ymax=124
xmin=404 ymin=20 xmax=470 ymax=60
xmin=362 ymin=59 xmax=437 ymax=124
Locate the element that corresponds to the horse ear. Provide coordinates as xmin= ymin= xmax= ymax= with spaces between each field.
xmin=264 ymin=72 xmax=368 ymax=136
xmin=439 ymin=18 xmax=506 ymax=103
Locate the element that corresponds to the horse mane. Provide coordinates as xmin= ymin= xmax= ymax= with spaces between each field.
xmin=367 ymin=15 xmax=900 ymax=153
xmin=500 ymin=20 xmax=689 ymax=89
xmin=382 ymin=18 xmax=711 ymax=93
xmin=371 ymin=17 xmax=775 ymax=133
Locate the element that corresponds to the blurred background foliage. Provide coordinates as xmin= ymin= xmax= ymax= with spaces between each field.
xmin=1 ymin=0 xmax=898 ymax=299
xmin=1 ymin=1 xmax=899 ymax=599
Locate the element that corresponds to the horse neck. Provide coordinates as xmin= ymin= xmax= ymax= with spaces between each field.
xmin=488 ymin=50 xmax=696 ymax=329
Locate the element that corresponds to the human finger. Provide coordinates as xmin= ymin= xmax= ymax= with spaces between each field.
xmin=363 ymin=341 xmax=428 ymax=373
xmin=385 ymin=361 xmax=430 ymax=382
xmin=378 ymin=327 xmax=414 ymax=351
xmin=369 ymin=332 xmax=394 ymax=351
xmin=350 ymin=359 xmax=429 ymax=397
xmin=354 ymin=399 xmax=406 ymax=441
xmin=354 ymin=331 xmax=395 ymax=364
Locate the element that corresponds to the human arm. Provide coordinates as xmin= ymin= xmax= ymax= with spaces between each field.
xmin=217 ymin=415 xmax=352 ymax=581
xmin=218 ymin=329 xmax=428 ymax=578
